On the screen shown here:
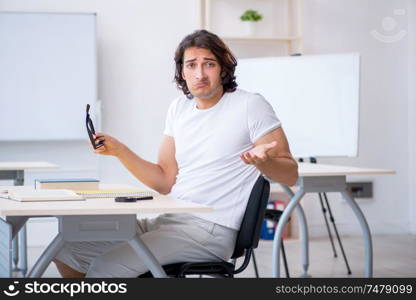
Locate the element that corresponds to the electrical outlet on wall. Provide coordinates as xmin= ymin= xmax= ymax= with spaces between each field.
xmin=346 ymin=182 xmax=373 ymax=198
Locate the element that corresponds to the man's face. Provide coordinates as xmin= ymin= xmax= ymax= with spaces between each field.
xmin=182 ymin=47 xmax=223 ymax=99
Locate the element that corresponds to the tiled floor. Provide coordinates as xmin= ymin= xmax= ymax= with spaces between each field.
xmin=22 ymin=235 xmax=416 ymax=278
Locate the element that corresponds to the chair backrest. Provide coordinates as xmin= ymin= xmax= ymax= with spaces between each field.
xmin=231 ymin=175 xmax=270 ymax=259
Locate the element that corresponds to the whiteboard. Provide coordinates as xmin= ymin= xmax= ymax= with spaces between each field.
xmin=0 ymin=12 xmax=97 ymax=141
xmin=236 ymin=53 xmax=360 ymax=158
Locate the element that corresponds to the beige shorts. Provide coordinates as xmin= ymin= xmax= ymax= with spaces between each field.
xmin=54 ymin=213 xmax=238 ymax=278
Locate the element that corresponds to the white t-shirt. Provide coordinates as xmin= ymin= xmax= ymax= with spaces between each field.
xmin=164 ymin=89 xmax=281 ymax=230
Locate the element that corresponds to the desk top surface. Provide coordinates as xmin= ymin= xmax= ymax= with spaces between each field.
xmin=0 ymin=184 xmax=212 ymax=217
xmin=0 ymin=195 xmax=212 ymax=217
xmin=298 ymin=163 xmax=395 ymax=177
xmin=0 ymin=161 xmax=59 ymax=170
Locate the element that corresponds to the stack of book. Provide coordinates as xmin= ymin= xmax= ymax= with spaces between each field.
xmin=34 ymin=178 xmax=153 ymax=199
xmin=35 ymin=178 xmax=99 ymax=190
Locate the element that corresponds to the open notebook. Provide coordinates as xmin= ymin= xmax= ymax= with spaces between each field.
xmin=74 ymin=189 xmax=154 ymax=199
xmin=6 ymin=189 xmax=85 ymax=202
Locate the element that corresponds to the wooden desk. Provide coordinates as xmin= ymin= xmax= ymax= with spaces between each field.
xmin=272 ymin=163 xmax=395 ymax=278
xmin=0 ymin=161 xmax=58 ymax=172
xmin=0 ymin=187 xmax=212 ymax=278
xmin=298 ymin=163 xmax=395 ymax=177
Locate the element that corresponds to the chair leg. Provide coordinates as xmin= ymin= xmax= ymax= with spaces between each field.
xmin=251 ymin=250 xmax=260 ymax=278
xmin=319 ymin=192 xmax=338 ymax=258
xmin=323 ymin=193 xmax=352 ymax=275
xmin=281 ymin=238 xmax=290 ymax=278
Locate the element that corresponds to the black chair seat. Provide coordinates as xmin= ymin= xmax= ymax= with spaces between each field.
xmin=138 ymin=263 xmax=183 ymax=278
xmin=138 ymin=261 xmax=235 ymax=278
xmin=264 ymin=209 xmax=283 ymax=223
xmin=265 ymin=208 xmax=292 ymax=223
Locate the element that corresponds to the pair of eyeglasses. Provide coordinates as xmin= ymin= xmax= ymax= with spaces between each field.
xmin=86 ymin=104 xmax=104 ymax=149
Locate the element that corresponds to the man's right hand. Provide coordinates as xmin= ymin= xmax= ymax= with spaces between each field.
xmin=92 ymin=132 xmax=125 ymax=157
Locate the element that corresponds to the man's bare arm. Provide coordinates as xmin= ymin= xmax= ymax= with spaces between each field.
xmin=240 ymin=127 xmax=298 ymax=186
xmin=94 ymin=133 xmax=178 ymax=194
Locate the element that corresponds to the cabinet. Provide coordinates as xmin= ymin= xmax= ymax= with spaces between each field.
xmin=198 ymin=0 xmax=303 ymax=56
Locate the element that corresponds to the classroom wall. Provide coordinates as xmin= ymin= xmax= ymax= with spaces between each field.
xmin=0 ymin=0 xmax=413 ymax=246
xmin=408 ymin=0 xmax=416 ymax=234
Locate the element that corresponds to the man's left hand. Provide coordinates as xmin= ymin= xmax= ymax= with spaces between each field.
xmin=240 ymin=141 xmax=278 ymax=165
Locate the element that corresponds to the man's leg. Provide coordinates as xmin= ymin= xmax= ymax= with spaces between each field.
xmin=86 ymin=214 xmax=237 ymax=278
xmin=51 ymin=218 xmax=149 ymax=278
xmin=52 ymin=259 xmax=86 ymax=278
xmin=52 ymin=240 xmax=123 ymax=278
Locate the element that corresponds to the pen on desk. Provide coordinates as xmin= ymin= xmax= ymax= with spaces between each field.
xmin=137 ymin=196 xmax=153 ymax=200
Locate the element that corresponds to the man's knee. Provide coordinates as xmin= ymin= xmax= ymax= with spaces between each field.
xmin=86 ymin=256 xmax=145 ymax=278
xmin=52 ymin=259 xmax=85 ymax=278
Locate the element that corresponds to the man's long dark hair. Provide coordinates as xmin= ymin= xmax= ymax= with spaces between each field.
xmin=174 ymin=30 xmax=238 ymax=99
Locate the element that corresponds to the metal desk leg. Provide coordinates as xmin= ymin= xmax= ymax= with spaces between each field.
xmin=295 ymin=204 xmax=310 ymax=277
xmin=27 ymin=234 xmax=65 ymax=278
xmin=281 ymin=185 xmax=310 ymax=277
xmin=18 ymin=225 xmax=27 ymax=276
xmin=13 ymin=170 xmax=28 ymax=276
xmin=15 ymin=224 xmax=27 ymax=277
xmin=128 ymin=233 xmax=167 ymax=278
xmin=6 ymin=215 xmax=28 ymax=277
xmin=12 ymin=237 xmax=18 ymax=270
xmin=341 ymin=189 xmax=373 ymax=278
xmin=0 ymin=218 xmax=13 ymax=278
xmin=272 ymin=187 xmax=305 ymax=278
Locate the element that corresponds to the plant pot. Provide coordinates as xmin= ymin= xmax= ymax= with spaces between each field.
xmin=244 ymin=21 xmax=257 ymax=36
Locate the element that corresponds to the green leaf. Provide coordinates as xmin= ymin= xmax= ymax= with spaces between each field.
xmin=240 ymin=9 xmax=263 ymax=22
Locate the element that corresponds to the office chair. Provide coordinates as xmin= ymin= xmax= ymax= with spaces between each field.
xmin=139 ymin=175 xmax=270 ymax=278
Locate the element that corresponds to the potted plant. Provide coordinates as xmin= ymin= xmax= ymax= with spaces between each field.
xmin=240 ymin=9 xmax=263 ymax=36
